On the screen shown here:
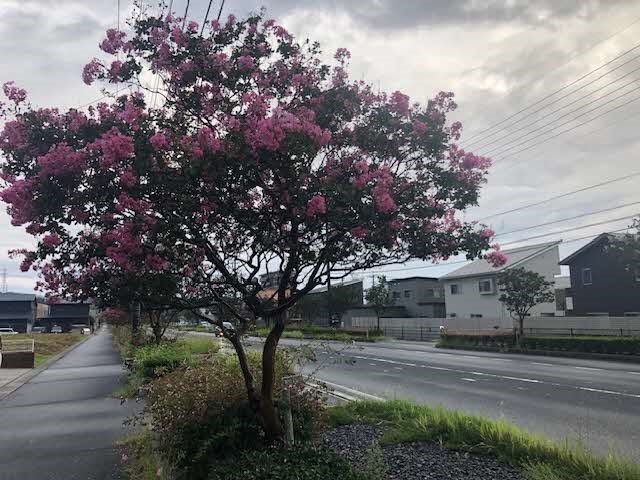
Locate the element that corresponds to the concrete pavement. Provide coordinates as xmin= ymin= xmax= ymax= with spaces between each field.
xmin=0 ymin=329 xmax=137 ymax=480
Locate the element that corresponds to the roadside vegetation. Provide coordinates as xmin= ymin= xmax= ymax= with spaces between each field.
xmin=437 ymin=332 xmax=640 ymax=357
xmin=11 ymin=332 xmax=85 ymax=367
xmin=252 ymin=326 xmax=385 ymax=342
xmin=329 ymin=400 xmax=640 ymax=480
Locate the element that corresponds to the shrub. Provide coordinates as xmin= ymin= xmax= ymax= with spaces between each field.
xmin=147 ymin=352 xmax=326 ymax=479
xmin=132 ymin=343 xmax=192 ymax=379
xmin=178 ymin=336 xmax=221 ymax=355
xmin=206 ymin=445 xmax=367 ymax=480
xmin=437 ymin=332 xmax=516 ymax=350
xmin=520 ymin=336 xmax=640 ymax=355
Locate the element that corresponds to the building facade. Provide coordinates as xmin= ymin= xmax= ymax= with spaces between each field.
xmin=560 ymin=233 xmax=640 ymax=316
xmin=388 ymin=277 xmax=446 ymax=317
xmin=440 ymin=241 xmax=561 ymax=322
xmin=0 ymin=293 xmax=38 ymax=333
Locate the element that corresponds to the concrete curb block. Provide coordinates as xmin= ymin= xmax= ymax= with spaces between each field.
xmin=0 ymin=334 xmax=91 ymax=401
xmin=435 ymin=344 xmax=640 ymax=363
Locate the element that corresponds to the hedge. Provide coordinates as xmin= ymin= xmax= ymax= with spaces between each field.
xmin=438 ymin=333 xmax=640 ymax=356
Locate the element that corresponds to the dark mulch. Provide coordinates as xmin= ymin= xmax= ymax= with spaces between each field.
xmin=323 ymin=424 xmax=526 ymax=480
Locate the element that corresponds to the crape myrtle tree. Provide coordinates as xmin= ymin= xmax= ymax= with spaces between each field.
xmin=498 ymin=267 xmax=554 ymax=338
xmin=0 ymin=11 xmax=506 ymax=439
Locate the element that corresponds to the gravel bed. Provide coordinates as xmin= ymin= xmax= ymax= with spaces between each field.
xmin=323 ymin=424 xmax=526 ymax=480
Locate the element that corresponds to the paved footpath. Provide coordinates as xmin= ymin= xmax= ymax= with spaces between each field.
xmin=0 ymin=329 xmax=138 ymax=480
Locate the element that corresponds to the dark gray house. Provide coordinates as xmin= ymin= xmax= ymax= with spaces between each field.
xmin=295 ymin=280 xmax=364 ymax=326
xmin=388 ymin=277 xmax=446 ymax=317
xmin=38 ymin=301 xmax=92 ymax=332
xmin=0 ymin=292 xmax=38 ymax=333
xmin=560 ymin=233 xmax=640 ymax=316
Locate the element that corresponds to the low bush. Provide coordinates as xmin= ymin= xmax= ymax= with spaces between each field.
xmin=206 ymin=445 xmax=367 ymax=480
xmin=178 ymin=336 xmax=221 ymax=355
xmin=520 ymin=336 xmax=640 ymax=355
xmin=437 ymin=332 xmax=516 ymax=350
xmin=118 ymin=430 xmax=167 ymax=480
xmin=132 ymin=343 xmax=192 ymax=379
xmin=329 ymin=400 xmax=640 ymax=480
xmin=252 ymin=326 xmax=384 ymax=342
xmin=147 ymin=351 xmax=326 ymax=480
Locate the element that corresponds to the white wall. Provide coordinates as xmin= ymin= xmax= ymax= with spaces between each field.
xmin=442 ymin=245 xmax=561 ymax=321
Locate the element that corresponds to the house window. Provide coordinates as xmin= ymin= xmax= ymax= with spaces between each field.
xmin=582 ymin=268 xmax=592 ymax=286
xmin=470 ymin=314 xmax=483 ymax=318
xmin=478 ymin=278 xmax=494 ymax=294
xmin=450 ymin=284 xmax=460 ymax=295
xmin=392 ymin=291 xmax=401 ymax=299
xmin=404 ymin=290 xmax=412 ymax=298
xmin=449 ymin=313 xmax=457 ymax=318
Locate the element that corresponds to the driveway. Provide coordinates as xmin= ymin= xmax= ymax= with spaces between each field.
xmin=0 ymin=328 xmax=138 ymax=480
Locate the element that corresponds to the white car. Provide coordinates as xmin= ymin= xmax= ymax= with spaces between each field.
xmin=0 ymin=327 xmax=18 ymax=335
xmin=51 ymin=325 xmax=63 ymax=334
xmin=80 ymin=327 xmax=91 ymax=335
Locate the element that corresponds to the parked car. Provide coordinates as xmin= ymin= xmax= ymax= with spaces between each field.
xmin=0 ymin=327 xmax=18 ymax=335
xmin=80 ymin=327 xmax=91 ymax=335
xmin=31 ymin=326 xmax=46 ymax=333
xmin=51 ymin=325 xmax=63 ymax=334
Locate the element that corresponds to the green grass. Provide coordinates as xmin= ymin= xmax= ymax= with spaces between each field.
xmin=329 ymin=400 xmax=640 ymax=480
xmin=12 ymin=333 xmax=85 ymax=367
xmin=117 ymin=431 xmax=168 ymax=480
xmin=252 ymin=326 xmax=385 ymax=342
xmin=178 ymin=336 xmax=221 ymax=355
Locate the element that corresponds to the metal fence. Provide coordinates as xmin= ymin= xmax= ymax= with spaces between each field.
xmin=0 ymin=339 xmax=35 ymax=352
xmin=375 ymin=326 xmax=640 ymax=342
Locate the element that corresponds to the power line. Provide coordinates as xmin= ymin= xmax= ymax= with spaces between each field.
xmin=472 ymin=63 xmax=640 ymax=153
xmin=216 ymin=0 xmax=226 ymax=21
xmin=462 ymin=41 xmax=640 ymax=145
xmin=475 ymin=171 xmax=640 ymax=221
xmin=494 ymin=201 xmax=640 ymax=237
xmin=484 ymin=81 xmax=640 ymax=158
xmin=493 ymin=91 xmax=640 ymax=164
xmin=182 ymin=0 xmax=190 ymax=29
xmin=491 ymin=108 xmax=640 ymax=176
xmin=201 ymin=0 xmax=214 ymax=34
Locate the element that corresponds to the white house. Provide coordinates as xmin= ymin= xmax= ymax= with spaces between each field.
xmin=440 ymin=241 xmax=561 ymax=324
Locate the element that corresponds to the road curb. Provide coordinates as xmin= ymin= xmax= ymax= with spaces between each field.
xmin=0 ymin=334 xmax=91 ymax=401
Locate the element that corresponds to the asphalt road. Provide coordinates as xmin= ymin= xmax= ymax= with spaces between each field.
xmin=246 ymin=336 xmax=640 ymax=460
xmin=0 ymin=329 xmax=137 ymax=480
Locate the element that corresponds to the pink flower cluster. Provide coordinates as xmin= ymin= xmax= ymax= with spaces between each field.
xmin=351 ymin=226 xmax=368 ymax=239
xmin=237 ymin=55 xmax=255 ymax=71
xmin=90 ymin=128 xmax=134 ymax=168
xmin=2 ymin=81 xmax=27 ymax=104
xmin=0 ymin=179 xmax=34 ymax=225
xmin=83 ymin=59 xmax=102 ymax=85
xmin=150 ymin=132 xmax=170 ymax=151
xmin=485 ymin=246 xmax=508 ymax=268
xmin=389 ymin=91 xmax=410 ymax=117
xmin=42 ymin=233 xmax=61 ymax=248
xmin=306 ymin=195 xmax=326 ymax=218
xmin=37 ymin=143 xmax=85 ymax=177
xmin=99 ymin=28 xmax=127 ymax=55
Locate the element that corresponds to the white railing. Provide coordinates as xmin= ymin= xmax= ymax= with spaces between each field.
xmin=0 ymin=339 xmax=35 ymax=353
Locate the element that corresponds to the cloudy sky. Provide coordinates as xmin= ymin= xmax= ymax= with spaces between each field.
xmin=1 ymin=0 xmax=639 ymax=291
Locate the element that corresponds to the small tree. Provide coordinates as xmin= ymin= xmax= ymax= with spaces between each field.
xmin=365 ymin=276 xmax=392 ymax=332
xmin=608 ymin=219 xmax=640 ymax=274
xmin=498 ymin=268 xmax=554 ymax=338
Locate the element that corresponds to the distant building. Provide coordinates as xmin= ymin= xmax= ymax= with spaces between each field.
xmin=296 ymin=280 xmax=364 ymax=326
xmin=388 ymin=277 xmax=445 ymax=318
xmin=259 ymin=272 xmax=283 ymax=289
xmin=440 ymin=241 xmax=561 ymax=321
xmin=0 ymin=292 xmax=38 ymax=333
xmin=560 ymin=233 xmax=640 ymax=316
xmin=554 ymin=275 xmax=571 ymax=316
xmin=37 ymin=301 xmax=92 ymax=332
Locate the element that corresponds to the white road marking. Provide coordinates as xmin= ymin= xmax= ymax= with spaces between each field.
xmin=348 ymin=354 xmax=640 ymax=399
xmin=531 ymin=362 xmax=554 ymax=366
xmin=369 ymin=363 xmax=377 ymax=366
xmin=460 ymin=355 xmax=481 ymax=359
xmin=394 ymin=366 xmax=403 ymax=370
xmin=314 ymin=379 xmax=384 ymax=401
xmin=574 ymin=366 xmax=603 ymax=371
xmin=461 ymin=378 xmax=477 ymax=382
xmin=627 ymin=372 xmax=640 ymax=375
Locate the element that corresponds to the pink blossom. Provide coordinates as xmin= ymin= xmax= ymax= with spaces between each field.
xmin=99 ymin=28 xmax=126 ymax=55
xmin=82 ymin=59 xmax=102 ymax=85
xmin=187 ymin=21 xmax=199 ymax=33
xmin=171 ymin=26 xmax=189 ymax=48
xmin=119 ymin=170 xmax=137 ymax=187
xmin=373 ymin=190 xmax=396 ymax=214
xmin=389 ymin=91 xmax=410 ymax=116
xmin=108 ymin=60 xmax=123 ymax=81
xmin=334 ymin=48 xmax=351 ymax=62
xmin=351 ymin=226 xmax=368 ymax=239
xmin=20 ymin=258 xmax=33 ymax=272
xmin=150 ymin=132 xmax=170 ymax=151
xmin=37 ymin=143 xmax=85 ymax=176
xmin=485 ymin=250 xmax=508 ymax=268
xmin=91 ymin=128 xmax=135 ymax=168
xmin=0 ymin=120 xmax=27 ymax=149
xmin=389 ymin=218 xmax=403 ymax=230
xmin=42 ymin=233 xmax=61 ymax=248
xmin=237 ymin=55 xmax=255 ymax=71
xmin=412 ymin=120 xmax=427 ymax=135
xmin=306 ymin=195 xmax=326 ymax=218
xmin=149 ymin=26 xmax=169 ymax=46
xmin=479 ymin=228 xmax=494 ymax=239
xmin=2 ymin=81 xmax=27 ymax=104
xmin=0 ymin=179 xmax=35 ymax=225
xmin=196 ymin=127 xmax=221 ymax=152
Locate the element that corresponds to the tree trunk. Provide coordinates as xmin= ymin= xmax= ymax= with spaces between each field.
xmin=227 ymin=333 xmax=260 ymax=411
xmin=260 ymin=311 xmax=287 ymax=441
xmin=377 ymin=313 xmax=380 ymax=333
xmin=151 ymin=317 xmax=163 ymax=345
xmin=518 ymin=316 xmax=524 ymax=340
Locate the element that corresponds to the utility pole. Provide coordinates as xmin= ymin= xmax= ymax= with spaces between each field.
xmin=1 ymin=268 xmax=7 ymax=293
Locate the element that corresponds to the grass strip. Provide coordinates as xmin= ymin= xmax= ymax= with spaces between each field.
xmin=329 ymin=400 xmax=640 ymax=480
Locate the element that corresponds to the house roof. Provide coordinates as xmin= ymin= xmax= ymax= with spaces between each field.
xmin=388 ymin=276 xmax=439 ymax=283
xmin=308 ymin=279 xmax=362 ymax=294
xmin=559 ymin=232 xmax=632 ymax=265
xmin=440 ymin=241 xmax=561 ymax=281
xmin=0 ymin=292 xmax=36 ymax=302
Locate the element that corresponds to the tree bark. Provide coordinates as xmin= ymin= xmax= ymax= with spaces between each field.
xmin=227 ymin=333 xmax=260 ymax=410
xmin=259 ymin=310 xmax=286 ymax=441
xmin=518 ymin=316 xmax=524 ymax=339
xmin=131 ymin=301 xmax=141 ymax=345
